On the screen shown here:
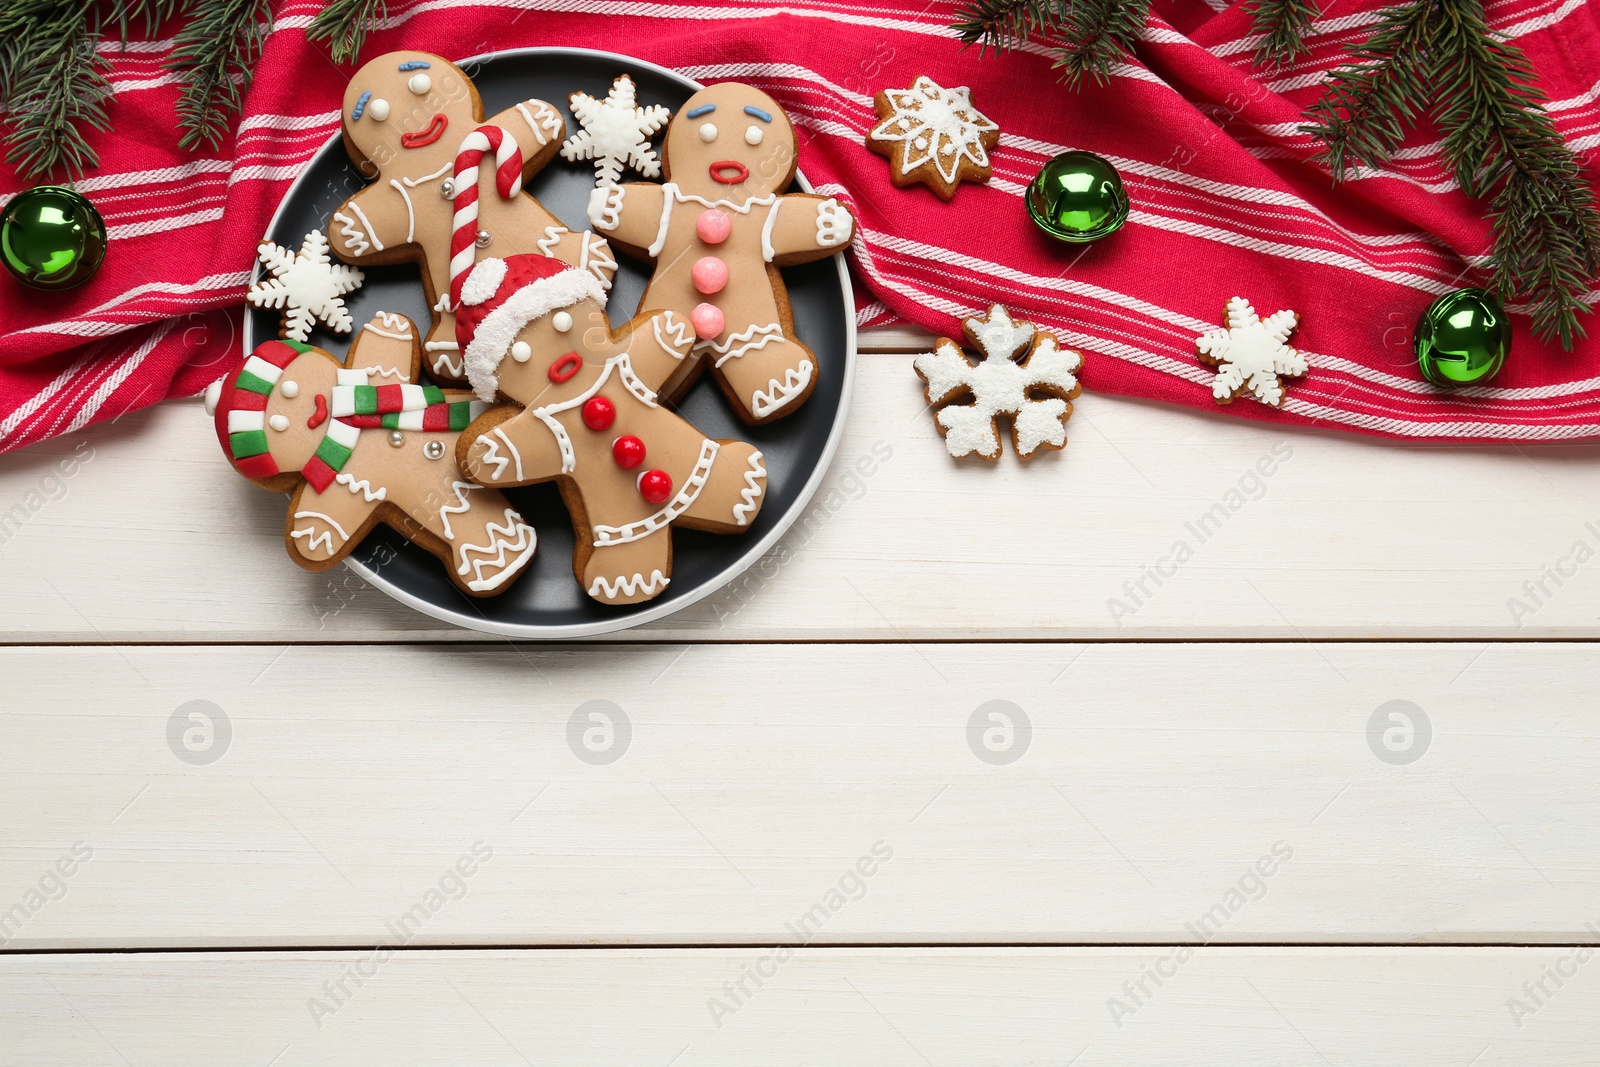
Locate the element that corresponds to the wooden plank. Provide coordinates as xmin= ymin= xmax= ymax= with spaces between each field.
xmin=3 ymin=948 xmax=1594 ymax=1065
xmin=4 ymin=359 xmax=1599 ymax=641
xmin=2 ymin=643 xmax=1595 ymax=948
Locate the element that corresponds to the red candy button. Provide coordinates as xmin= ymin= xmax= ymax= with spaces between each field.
xmin=582 ymin=396 xmax=616 ymax=431
xmin=612 ymin=435 xmax=646 ymax=469
xmin=638 ymin=468 xmax=673 ymax=504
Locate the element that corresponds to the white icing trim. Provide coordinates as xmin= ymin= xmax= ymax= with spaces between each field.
xmin=424 ymin=341 xmax=459 ymax=351
xmin=537 ymin=225 xmax=567 ymax=256
xmin=429 ymin=347 xmax=464 ymax=377
xmin=587 ymin=570 xmax=669 ymax=601
xmin=433 ymin=290 xmax=453 ymax=314
xmin=760 ymin=199 xmax=781 ymax=262
xmin=290 ymin=511 xmax=349 ymax=553
xmin=361 ymin=321 xmax=413 ymax=341
xmin=400 ymin=162 xmax=452 ymax=187
xmin=436 ymin=480 xmax=480 ymax=541
xmin=732 ymin=450 xmax=766 ymax=526
xmin=526 ymin=352 xmax=652 ymax=475
xmin=700 ymin=322 xmax=785 ymax=367
xmin=647 ymin=190 xmax=674 ymax=257
xmin=347 ymin=201 xmax=383 ymax=252
xmin=460 ymin=257 xmax=508 ymax=307
xmin=816 ymin=198 xmax=851 ymax=248
xmin=592 ymin=439 xmax=718 ymax=547
xmin=487 ymin=426 xmax=523 ymax=482
xmin=583 ymin=232 xmax=617 ymax=286
xmin=462 ymin=268 xmax=609 ymax=401
xmin=460 ymin=508 xmax=537 ymax=589
xmin=652 ymin=311 xmax=693 ymax=355
xmin=332 ymin=211 xmax=370 ymax=256
xmin=588 ymin=186 xmax=624 ymax=231
xmin=335 ymin=472 xmax=386 ymax=502
xmin=751 ymin=360 xmax=814 ymax=418
xmin=387 ymin=179 xmax=416 ymax=244
xmin=665 ymin=184 xmax=779 ymax=215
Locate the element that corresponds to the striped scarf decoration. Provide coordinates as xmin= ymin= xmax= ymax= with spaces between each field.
xmin=330 ymin=379 xmax=480 ymax=432
xmin=225 ymin=339 xmax=310 ymax=481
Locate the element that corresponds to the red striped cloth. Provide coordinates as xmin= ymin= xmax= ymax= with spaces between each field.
xmin=2 ymin=0 xmax=1597 ymax=451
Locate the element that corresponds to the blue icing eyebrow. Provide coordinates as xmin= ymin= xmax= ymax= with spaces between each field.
xmin=686 ymin=104 xmax=716 ymax=118
xmin=351 ymin=90 xmax=371 ymax=120
xmin=744 ymin=105 xmax=773 ymax=122
xmin=397 ymin=60 xmax=431 ymax=70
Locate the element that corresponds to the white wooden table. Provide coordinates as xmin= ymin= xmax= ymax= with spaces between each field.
xmin=3 ymin=326 xmax=1597 ymax=1064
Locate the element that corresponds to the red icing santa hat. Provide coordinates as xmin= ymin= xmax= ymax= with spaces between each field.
xmin=455 ymin=253 xmax=607 ymax=402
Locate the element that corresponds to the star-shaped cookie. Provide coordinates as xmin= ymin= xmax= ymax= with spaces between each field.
xmin=868 ymin=76 xmax=1000 ymax=200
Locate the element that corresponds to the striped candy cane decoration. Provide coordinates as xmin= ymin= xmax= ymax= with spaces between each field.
xmin=449 ymin=124 xmax=524 ymax=311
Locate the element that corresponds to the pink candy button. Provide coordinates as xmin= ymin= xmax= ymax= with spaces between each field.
xmin=695 ymin=208 xmax=732 ymax=245
xmin=692 ymin=255 xmax=729 ymax=295
xmin=691 ymin=302 xmax=725 ymax=340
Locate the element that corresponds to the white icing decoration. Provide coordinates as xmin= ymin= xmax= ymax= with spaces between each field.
xmin=652 ymin=311 xmax=693 ymax=355
xmin=368 ymin=97 xmax=390 ymax=121
xmin=732 ymin=449 xmax=766 ymax=526
xmin=361 ymin=319 xmax=413 ymax=341
xmin=647 ymin=190 xmax=674 ymax=258
xmin=582 ymin=231 xmax=617 ymax=287
xmin=331 ymin=211 xmax=370 ymax=257
xmin=436 ymin=480 xmax=480 ymax=541
xmin=553 ymin=312 xmax=573 ymax=333
xmin=511 ymin=341 xmax=531 ymax=362
xmin=527 ymin=353 xmax=654 ymax=475
xmin=588 ymin=570 xmax=669 ymax=602
xmin=701 ymin=322 xmax=785 ymax=367
xmin=279 ymin=380 xmax=299 ymax=398
xmin=408 ymin=73 xmax=431 ymax=95
xmin=869 ymin=76 xmax=999 ymax=185
xmin=387 ymin=179 xmax=415 ymax=243
xmin=347 ymin=202 xmax=383 ymax=251
xmin=760 ymin=199 xmax=782 ymax=262
xmin=479 ymin=426 xmax=523 ymax=482
xmin=912 ymin=305 xmax=1081 ymax=459
xmin=699 ymin=122 xmax=718 ymax=142
xmin=246 ymin=231 xmax=363 ymax=342
xmin=751 ymin=360 xmax=813 ymax=419
xmin=592 ymin=439 xmax=718 ymax=547
xmin=536 ymin=225 xmax=567 ymax=257
xmin=1195 ymin=296 xmax=1306 ymax=407
xmin=587 ymin=186 xmax=624 ymax=231
xmin=401 ymin=163 xmax=453 ymax=188
xmin=460 ymin=257 xmax=508 ymax=307
xmin=560 ymin=74 xmax=671 ymax=187
xmin=269 ymin=414 xmax=290 ymax=432
xmin=459 ymin=508 xmax=537 ymax=590
xmin=290 ymin=511 xmax=349 ymax=554
xmin=815 ymin=198 xmax=852 ymax=248
xmin=745 ymin=125 xmax=763 ymax=145
xmin=336 ymin=472 xmax=387 ymax=502
xmin=462 ymin=267 xmax=608 ymax=402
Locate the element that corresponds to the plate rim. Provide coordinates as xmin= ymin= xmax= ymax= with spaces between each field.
xmin=244 ymin=45 xmax=857 ymax=639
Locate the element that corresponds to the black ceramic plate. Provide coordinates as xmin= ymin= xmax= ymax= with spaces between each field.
xmin=244 ymin=48 xmax=855 ymax=638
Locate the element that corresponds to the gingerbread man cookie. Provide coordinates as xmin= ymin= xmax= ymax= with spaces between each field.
xmin=205 ymin=312 xmax=537 ymax=597
xmin=450 ymin=252 xmax=769 ymax=606
xmin=327 ymin=50 xmax=618 ymax=385
xmin=585 ymin=82 xmax=855 ymax=425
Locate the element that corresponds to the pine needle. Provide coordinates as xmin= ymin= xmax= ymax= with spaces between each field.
xmin=952 ymin=0 xmax=1065 ymax=54
xmin=1247 ymin=0 xmax=1320 ymax=69
xmin=0 ymin=3 xmax=112 ymax=179
xmin=305 ymin=0 xmax=388 ymax=66
xmin=167 ymin=0 xmax=274 ymax=150
xmin=1054 ymin=0 xmax=1151 ymax=88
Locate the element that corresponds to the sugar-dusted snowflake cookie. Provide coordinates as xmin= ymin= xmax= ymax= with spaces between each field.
xmin=560 ymin=73 xmax=672 ymax=188
xmin=247 ymin=231 xmax=364 ymax=342
xmin=868 ymin=76 xmax=1000 ymax=200
xmin=913 ymin=305 xmax=1082 ymax=460
xmin=1195 ymin=296 xmax=1307 ymax=406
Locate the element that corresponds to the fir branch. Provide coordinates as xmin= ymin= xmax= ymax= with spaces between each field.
xmin=167 ymin=0 xmax=273 ymax=150
xmin=0 ymin=3 xmax=112 ymax=179
xmin=1299 ymin=0 xmax=1435 ymax=176
xmin=305 ymin=0 xmax=388 ymax=66
xmin=952 ymin=0 xmax=1064 ymax=55
xmin=1054 ymin=0 xmax=1150 ymax=89
xmin=1246 ymin=0 xmax=1319 ymax=69
xmin=104 ymin=0 xmax=182 ymax=43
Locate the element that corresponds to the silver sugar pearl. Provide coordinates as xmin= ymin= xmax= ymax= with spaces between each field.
xmin=424 ymin=440 xmax=445 ymax=460
xmin=388 ymin=430 xmax=405 ymax=447
xmin=439 ymin=179 xmax=454 ymax=198
xmin=474 ymin=229 xmax=491 ymax=248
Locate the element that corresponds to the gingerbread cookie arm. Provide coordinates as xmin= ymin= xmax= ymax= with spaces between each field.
xmin=329 ymin=185 xmax=413 ymax=263
xmin=458 ymin=406 xmax=572 ymax=488
xmin=344 ymin=312 xmax=424 ymax=382
xmin=285 ymin=479 xmax=383 ymax=567
xmin=488 ymin=98 xmax=566 ymax=160
xmin=586 ymin=183 xmax=668 ymax=253
xmin=616 ymin=311 xmax=696 ymax=394
xmin=761 ymin=194 xmax=855 ymax=264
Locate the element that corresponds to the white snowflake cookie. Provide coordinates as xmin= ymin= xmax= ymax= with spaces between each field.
xmin=913 ymin=304 xmax=1082 ymax=460
xmin=1195 ymin=296 xmax=1307 ymax=407
xmin=247 ymin=231 xmax=364 ymax=343
xmin=868 ymin=75 xmax=1000 ymax=200
xmin=560 ymin=73 xmax=672 ymax=188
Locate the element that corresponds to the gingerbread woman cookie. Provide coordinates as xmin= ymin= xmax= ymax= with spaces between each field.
xmin=205 ymin=312 xmax=537 ymax=596
xmin=585 ymin=82 xmax=855 ymax=425
xmin=327 ymin=50 xmax=618 ymax=385
xmin=449 ymin=252 xmax=769 ymax=606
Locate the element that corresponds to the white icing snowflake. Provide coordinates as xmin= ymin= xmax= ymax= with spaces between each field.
xmin=560 ymin=74 xmax=672 ymax=188
xmin=870 ymin=76 xmax=999 ymax=186
xmin=914 ymin=305 xmax=1082 ymax=460
xmin=246 ymin=230 xmax=363 ymax=342
xmin=1195 ymin=296 xmax=1307 ymax=406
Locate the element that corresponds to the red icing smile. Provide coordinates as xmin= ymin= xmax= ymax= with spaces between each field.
xmin=308 ymin=393 xmax=328 ymax=429
xmin=401 ymin=113 xmax=448 ymax=149
xmin=708 ymin=160 xmax=749 ymax=185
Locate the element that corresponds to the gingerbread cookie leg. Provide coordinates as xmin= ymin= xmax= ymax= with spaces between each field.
xmin=407 ymin=478 xmax=537 ymax=594
xmin=677 ymin=439 xmax=767 ymax=532
xmin=706 ymin=328 xmax=818 ymax=422
xmin=578 ymin=523 xmax=673 ymax=605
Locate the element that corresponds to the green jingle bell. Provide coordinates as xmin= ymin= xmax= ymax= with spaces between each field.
xmin=1026 ymin=150 xmax=1129 ymax=244
xmin=1 ymin=185 xmax=108 ymax=290
xmin=1415 ymin=288 xmax=1510 ymax=386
